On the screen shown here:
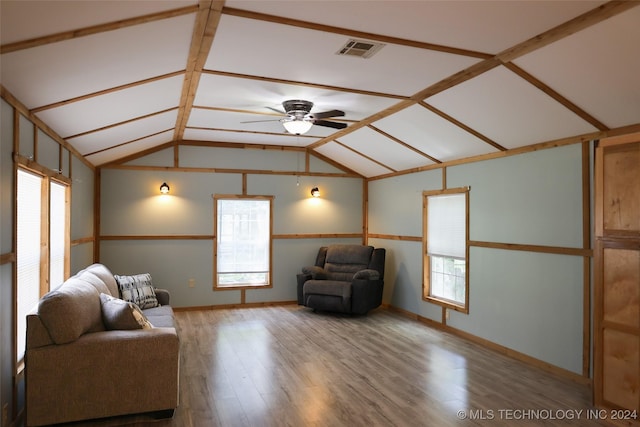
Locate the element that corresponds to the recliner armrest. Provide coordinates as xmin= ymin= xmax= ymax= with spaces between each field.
xmin=296 ymin=273 xmax=313 ymax=305
xmin=155 ymin=288 xmax=171 ymax=306
xmin=353 ymin=269 xmax=380 ymax=280
xmin=301 ymin=265 xmax=327 ymax=279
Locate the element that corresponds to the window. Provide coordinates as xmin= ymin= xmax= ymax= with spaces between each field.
xmin=423 ymin=187 xmax=469 ymax=312
xmin=16 ymin=168 xmax=69 ymax=363
xmin=214 ymin=196 xmax=273 ymax=289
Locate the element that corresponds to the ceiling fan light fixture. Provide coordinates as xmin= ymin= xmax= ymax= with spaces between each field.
xmin=282 ymin=119 xmax=313 ymax=135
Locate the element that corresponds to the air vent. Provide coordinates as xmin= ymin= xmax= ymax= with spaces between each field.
xmin=336 ymin=39 xmax=385 ymax=59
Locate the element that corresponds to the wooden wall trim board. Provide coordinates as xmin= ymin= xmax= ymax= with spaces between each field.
xmin=468 ymin=240 xmax=592 ymax=257
xmin=93 ymin=169 xmax=101 ymax=262
xmin=100 ymin=233 xmax=362 ymax=240
xmin=581 ymin=141 xmax=592 ymax=378
xmin=70 ymin=237 xmax=94 ymax=247
xmin=0 ymin=253 xmax=16 ymax=265
xmin=104 ymin=163 xmax=360 ymax=178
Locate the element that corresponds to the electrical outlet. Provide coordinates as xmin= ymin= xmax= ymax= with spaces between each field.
xmin=188 ymin=279 xmax=195 ymax=288
xmin=2 ymin=403 xmax=9 ymax=426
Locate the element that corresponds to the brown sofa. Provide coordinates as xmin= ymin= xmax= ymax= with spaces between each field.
xmin=25 ymin=264 xmax=180 ymax=426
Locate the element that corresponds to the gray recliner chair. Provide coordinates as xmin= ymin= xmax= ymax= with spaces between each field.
xmin=296 ymin=244 xmax=386 ymax=315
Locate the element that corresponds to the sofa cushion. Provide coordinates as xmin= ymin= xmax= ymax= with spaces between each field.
xmin=38 ymin=279 xmax=103 ymax=344
xmin=304 ymin=280 xmax=352 ymax=299
xmin=80 ymin=263 xmax=120 ymax=296
xmin=114 ymin=273 xmax=159 ymax=309
xmin=143 ymin=305 xmax=175 ymax=328
xmin=100 ymin=293 xmax=153 ymax=330
xmin=77 ymin=270 xmax=111 ymax=296
xmin=324 ymin=245 xmax=373 ymax=276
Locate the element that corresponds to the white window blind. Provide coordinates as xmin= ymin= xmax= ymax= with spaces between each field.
xmin=17 ymin=169 xmax=42 ymax=362
xmin=216 ymin=199 xmax=270 ymax=286
xmin=49 ymin=181 xmax=66 ymax=290
xmin=427 ymin=193 xmax=466 ymax=259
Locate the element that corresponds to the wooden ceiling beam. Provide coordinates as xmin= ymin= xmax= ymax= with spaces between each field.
xmin=65 ymin=107 xmax=177 ymax=140
xmin=496 ymin=1 xmax=640 ymax=63
xmin=83 ymin=129 xmax=174 ymax=158
xmin=503 ymin=63 xmax=609 ymax=131
xmin=0 ymin=5 xmax=199 ymax=54
xmin=368 ymin=124 xmax=442 ymax=164
xmin=30 ymin=71 xmax=185 ymax=113
xmin=334 ymin=139 xmax=396 ymax=173
xmin=173 ymin=1 xmax=225 ymax=141
xmin=222 ymin=7 xmax=492 ymax=60
xmin=418 ymin=101 xmax=506 ymax=152
xmin=201 ymin=69 xmax=408 ymax=100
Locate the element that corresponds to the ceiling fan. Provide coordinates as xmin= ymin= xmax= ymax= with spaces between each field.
xmin=243 ymin=100 xmax=347 ymax=135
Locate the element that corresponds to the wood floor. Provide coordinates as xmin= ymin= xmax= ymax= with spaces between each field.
xmin=66 ymin=306 xmax=612 ymax=426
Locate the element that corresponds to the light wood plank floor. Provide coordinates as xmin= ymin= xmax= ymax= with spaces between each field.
xmin=64 ymin=306 xmax=613 ymax=426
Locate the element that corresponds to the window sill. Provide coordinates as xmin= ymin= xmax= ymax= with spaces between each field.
xmin=424 ymin=295 xmax=468 ymax=314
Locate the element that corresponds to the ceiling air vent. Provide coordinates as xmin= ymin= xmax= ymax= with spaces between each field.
xmin=336 ymin=39 xmax=385 ymax=59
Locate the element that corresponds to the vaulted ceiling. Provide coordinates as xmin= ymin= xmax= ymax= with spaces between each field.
xmin=1 ymin=1 xmax=639 ymax=178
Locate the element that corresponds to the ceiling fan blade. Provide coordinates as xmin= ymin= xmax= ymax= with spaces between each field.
xmin=266 ymin=106 xmax=287 ymax=115
xmin=311 ymin=109 xmax=345 ymax=120
xmin=241 ymin=119 xmax=281 ymax=124
xmin=313 ymin=120 xmax=347 ymax=130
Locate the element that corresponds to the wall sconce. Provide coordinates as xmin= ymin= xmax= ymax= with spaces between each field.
xmin=160 ymin=182 xmax=170 ymax=194
xmin=310 ymin=187 xmax=320 ymax=197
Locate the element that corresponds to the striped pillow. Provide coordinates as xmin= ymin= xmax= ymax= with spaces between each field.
xmin=114 ymin=273 xmax=159 ymax=309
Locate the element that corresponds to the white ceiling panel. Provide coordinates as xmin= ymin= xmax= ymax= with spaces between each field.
xmin=373 ymin=104 xmax=497 ymax=162
xmin=337 ymin=126 xmax=435 ymax=172
xmin=36 ymin=75 xmax=184 ymax=138
xmin=69 ymin=110 xmax=178 ymax=155
xmin=1 ymin=14 xmax=194 ymax=108
xmin=427 ymin=66 xmax=599 ymax=149
xmin=0 ymin=1 xmax=196 ymax=45
xmin=85 ymin=130 xmax=175 ymax=166
xmin=514 ymin=7 xmax=640 ymax=129
xmin=206 ymin=15 xmax=479 ymax=96
xmin=182 ymin=129 xmax=321 ymax=147
xmin=316 ymin=142 xmax=393 ymax=178
xmin=227 ymin=1 xmax=606 ymax=54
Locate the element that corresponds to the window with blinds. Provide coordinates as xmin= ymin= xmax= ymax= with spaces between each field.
xmin=16 ymin=170 xmax=69 ymax=363
xmin=16 ymin=169 xmax=43 ymax=362
xmin=214 ymin=196 xmax=272 ymax=288
xmin=423 ymin=188 xmax=469 ymax=311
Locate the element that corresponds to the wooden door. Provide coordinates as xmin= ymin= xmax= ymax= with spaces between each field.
xmin=594 ymin=132 xmax=640 ymax=417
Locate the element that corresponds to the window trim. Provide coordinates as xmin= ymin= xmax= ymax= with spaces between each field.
xmin=422 ymin=187 xmax=470 ymax=313
xmin=213 ymin=194 xmax=274 ymax=290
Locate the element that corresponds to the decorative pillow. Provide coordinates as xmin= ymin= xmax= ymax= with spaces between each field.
xmin=114 ymin=273 xmax=158 ymax=309
xmin=99 ymin=293 xmax=153 ymax=330
xmin=302 ymin=265 xmax=327 ymax=279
